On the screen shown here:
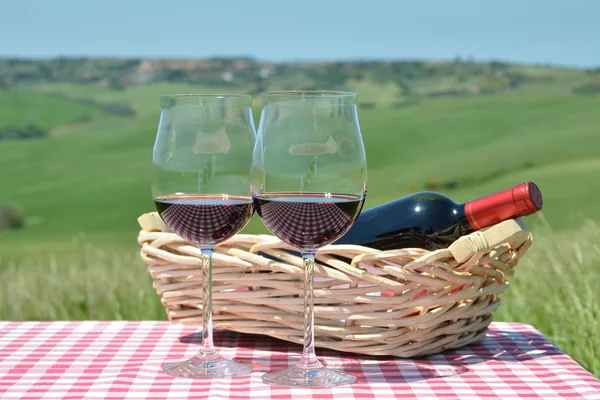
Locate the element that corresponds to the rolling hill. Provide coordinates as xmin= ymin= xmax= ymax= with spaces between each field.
xmin=0 ymin=69 xmax=599 ymax=256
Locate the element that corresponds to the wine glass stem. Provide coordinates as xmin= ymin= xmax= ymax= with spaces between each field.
xmin=199 ymin=247 xmax=215 ymax=354
xmin=300 ymin=250 xmax=320 ymax=368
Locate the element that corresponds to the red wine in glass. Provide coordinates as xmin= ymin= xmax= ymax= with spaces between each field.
xmin=155 ymin=195 xmax=254 ymax=245
xmin=253 ymin=193 xmax=364 ymax=249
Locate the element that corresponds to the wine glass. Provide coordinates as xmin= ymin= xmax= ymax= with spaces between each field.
xmin=151 ymin=94 xmax=256 ymax=378
xmin=251 ymin=91 xmax=367 ymax=387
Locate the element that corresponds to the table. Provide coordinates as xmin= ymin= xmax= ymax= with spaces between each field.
xmin=0 ymin=321 xmax=598 ymax=399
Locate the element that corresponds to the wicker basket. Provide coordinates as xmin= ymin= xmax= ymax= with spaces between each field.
xmin=137 ymin=213 xmax=532 ymax=358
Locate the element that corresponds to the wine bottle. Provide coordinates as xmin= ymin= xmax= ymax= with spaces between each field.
xmin=335 ymin=182 xmax=543 ymax=251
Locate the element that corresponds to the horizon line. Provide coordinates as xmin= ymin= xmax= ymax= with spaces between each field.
xmin=0 ymin=54 xmax=596 ymax=70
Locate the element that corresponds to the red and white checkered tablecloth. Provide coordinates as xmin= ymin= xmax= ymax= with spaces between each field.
xmin=0 ymin=321 xmax=598 ymax=399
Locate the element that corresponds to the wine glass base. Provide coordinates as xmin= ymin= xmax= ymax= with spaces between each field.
xmin=262 ymin=365 xmax=357 ymax=387
xmin=162 ymin=353 xmax=252 ymax=378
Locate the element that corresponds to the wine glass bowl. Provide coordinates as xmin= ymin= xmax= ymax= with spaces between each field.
xmin=151 ymin=94 xmax=256 ymax=378
xmin=252 ymin=91 xmax=367 ymax=387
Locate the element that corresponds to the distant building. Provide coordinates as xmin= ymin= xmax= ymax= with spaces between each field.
xmin=221 ymin=71 xmax=234 ymax=82
xmin=259 ymin=67 xmax=272 ymax=78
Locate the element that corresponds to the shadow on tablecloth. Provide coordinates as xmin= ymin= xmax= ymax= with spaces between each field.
xmin=176 ymin=328 xmax=561 ymax=383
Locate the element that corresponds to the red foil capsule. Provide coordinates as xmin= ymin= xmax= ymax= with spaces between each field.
xmin=465 ymin=182 xmax=543 ymax=230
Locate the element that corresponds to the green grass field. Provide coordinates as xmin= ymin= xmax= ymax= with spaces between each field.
xmin=0 ymin=90 xmax=109 ymax=129
xmin=2 ymin=85 xmax=599 ymax=253
xmin=0 ymin=69 xmax=599 ymax=376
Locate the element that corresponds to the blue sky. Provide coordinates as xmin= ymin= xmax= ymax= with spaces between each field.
xmin=1 ymin=0 xmax=598 ymax=67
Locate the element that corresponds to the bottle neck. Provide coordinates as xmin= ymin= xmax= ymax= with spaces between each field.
xmin=463 ymin=182 xmax=543 ymax=230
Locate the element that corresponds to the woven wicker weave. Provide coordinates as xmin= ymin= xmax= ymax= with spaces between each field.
xmin=137 ymin=212 xmax=532 ymax=358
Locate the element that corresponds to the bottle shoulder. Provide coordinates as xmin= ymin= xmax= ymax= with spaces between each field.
xmin=357 ymin=192 xmax=463 ymax=230
xmin=366 ymin=192 xmax=457 ymax=212
xmin=337 ymin=192 xmax=466 ymax=245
